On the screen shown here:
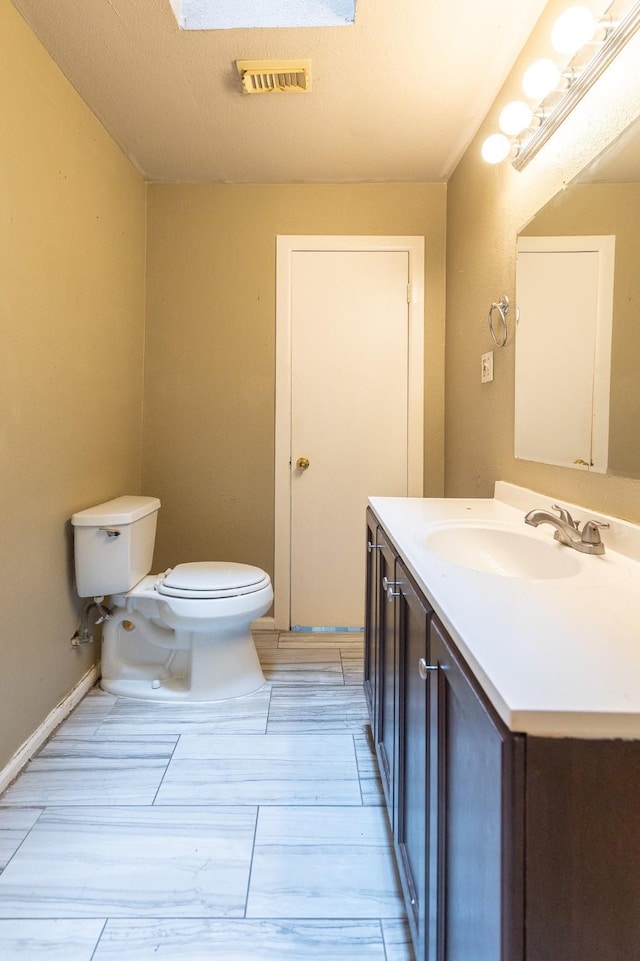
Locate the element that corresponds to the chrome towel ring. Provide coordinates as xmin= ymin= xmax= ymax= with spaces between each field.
xmin=488 ymin=295 xmax=510 ymax=347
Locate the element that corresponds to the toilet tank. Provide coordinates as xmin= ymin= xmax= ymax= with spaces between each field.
xmin=71 ymin=495 xmax=161 ymax=598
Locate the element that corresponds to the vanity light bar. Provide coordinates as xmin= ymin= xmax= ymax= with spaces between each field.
xmin=513 ymin=1 xmax=640 ymax=169
xmin=481 ymin=0 xmax=640 ymax=169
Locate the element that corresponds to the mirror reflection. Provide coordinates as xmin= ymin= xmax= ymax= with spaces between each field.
xmin=517 ymin=115 xmax=640 ymax=479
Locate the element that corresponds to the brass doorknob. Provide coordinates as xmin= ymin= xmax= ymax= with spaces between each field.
xmin=296 ymin=457 xmax=310 ymax=470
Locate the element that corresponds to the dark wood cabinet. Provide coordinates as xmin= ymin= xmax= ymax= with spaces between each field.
xmin=365 ymin=514 xmax=519 ymax=961
xmin=524 ymin=737 xmax=640 ymax=961
xmin=364 ymin=509 xmax=640 ymax=961
xmin=395 ymin=559 xmax=433 ymax=961
xmin=376 ymin=527 xmax=398 ymax=818
xmin=363 ymin=508 xmax=379 ymax=725
xmin=430 ymin=616 xmax=524 ymax=961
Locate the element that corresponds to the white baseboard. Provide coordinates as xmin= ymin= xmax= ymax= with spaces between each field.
xmin=0 ymin=663 xmax=101 ymax=796
xmin=252 ymin=616 xmax=276 ymax=632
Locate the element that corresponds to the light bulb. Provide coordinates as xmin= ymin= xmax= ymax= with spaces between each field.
xmin=522 ymin=58 xmax=562 ymax=100
xmin=551 ymin=5 xmax=596 ymax=55
xmin=481 ymin=133 xmax=511 ymax=164
xmin=499 ymin=101 xmax=534 ymax=136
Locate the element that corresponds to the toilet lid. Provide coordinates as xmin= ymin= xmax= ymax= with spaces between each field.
xmin=156 ymin=562 xmax=270 ymax=599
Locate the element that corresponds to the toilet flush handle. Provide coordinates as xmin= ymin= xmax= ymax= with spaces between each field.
xmin=99 ymin=527 xmax=121 ymax=538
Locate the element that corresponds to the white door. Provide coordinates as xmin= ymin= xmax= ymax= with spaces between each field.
xmin=515 ymin=236 xmax=614 ymax=473
xmin=275 ymin=236 xmax=424 ymax=630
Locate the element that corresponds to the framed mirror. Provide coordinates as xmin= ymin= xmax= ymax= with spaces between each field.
xmin=515 ymin=114 xmax=640 ymax=479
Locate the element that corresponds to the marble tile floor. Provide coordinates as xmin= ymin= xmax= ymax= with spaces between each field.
xmin=0 ymin=632 xmax=414 ymax=960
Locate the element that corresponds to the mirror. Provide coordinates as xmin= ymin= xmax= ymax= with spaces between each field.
xmin=516 ymin=114 xmax=640 ymax=479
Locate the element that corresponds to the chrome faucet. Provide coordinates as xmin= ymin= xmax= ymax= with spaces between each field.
xmin=524 ymin=504 xmax=609 ymax=555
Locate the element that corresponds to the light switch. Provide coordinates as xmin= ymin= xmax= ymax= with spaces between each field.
xmin=481 ymin=351 xmax=494 ymax=383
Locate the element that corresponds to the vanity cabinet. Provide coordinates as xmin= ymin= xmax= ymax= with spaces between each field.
xmin=395 ymin=558 xmax=432 ymax=961
xmin=365 ymin=508 xmax=401 ymax=820
xmin=364 ymin=508 xmax=640 ymax=961
xmin=429 ymin=616 xmax=524 ymax=961
xmin=363 ymin=510 xmax=378 ymax=723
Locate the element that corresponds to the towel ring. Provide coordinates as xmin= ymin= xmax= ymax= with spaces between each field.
xmin=488 ymin=295 xmax=509 ymax=347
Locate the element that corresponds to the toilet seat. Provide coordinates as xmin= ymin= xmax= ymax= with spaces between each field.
xmin=156 ymin=562 xmax=271 ymax=599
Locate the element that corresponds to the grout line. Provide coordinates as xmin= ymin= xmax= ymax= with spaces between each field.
xmin=243 ymin=806 xmax=261 ymax=918
xmin=88 ymin=918 xmax=109 ymax=961
xmin=353 ymin=733 xmax=365 ymax=807
xmin=150 ymin=733 xmax=182 ymax=805
xmin=380 ymin=919 xmax=389 ymax=961
xmin=0 ymin=806 xmax=46 ymax=875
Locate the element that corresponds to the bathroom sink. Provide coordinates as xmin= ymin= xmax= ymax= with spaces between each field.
xmin=419 ymin=521 xmax=582 ymax=578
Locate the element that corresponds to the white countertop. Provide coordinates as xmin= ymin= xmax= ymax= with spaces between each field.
xmin=369 ymin=482 xmax=640 ymax=739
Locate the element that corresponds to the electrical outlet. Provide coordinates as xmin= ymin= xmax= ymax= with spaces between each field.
xmin=481 ymin=351 xmax=494 ymax=383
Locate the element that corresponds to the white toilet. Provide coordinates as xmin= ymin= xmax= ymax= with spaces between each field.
xmin=71 ymin=495 xmax=271 ymax=702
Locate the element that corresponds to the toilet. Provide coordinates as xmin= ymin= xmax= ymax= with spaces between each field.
xmin=71 ymin=495 xmax=271 ymax=702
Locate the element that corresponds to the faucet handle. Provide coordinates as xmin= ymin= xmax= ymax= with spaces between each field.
xmin=551 ymin=504 xmax=578 ymax=529
xmin=581 ymin=519 xmax=610 ymax=545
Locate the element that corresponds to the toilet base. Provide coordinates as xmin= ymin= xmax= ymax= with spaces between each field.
xmin=100 ymin=674 xmax=265 ymax=703
xmin=101 ymin=613 xmax=266 ymax=702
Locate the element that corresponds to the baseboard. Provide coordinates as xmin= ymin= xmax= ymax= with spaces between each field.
xmin=0 ymin=663 xmax=101 ymax=796
xmin=252 ymin=615 xmax=276 ymax=632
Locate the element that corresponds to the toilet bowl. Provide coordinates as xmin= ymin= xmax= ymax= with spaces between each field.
xmin=71 ymin=497 xmax=271 ymax=702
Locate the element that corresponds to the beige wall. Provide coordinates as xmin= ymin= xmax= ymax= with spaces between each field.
xmin=446 ymin=0 xmax=640 ymax=521
xmin=144 ymin=184 xmax=446 ymax=576
xmin=0 ymin=0 xmax=146 ymax=769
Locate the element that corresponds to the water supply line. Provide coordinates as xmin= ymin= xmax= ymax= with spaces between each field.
xmin=70 ymin=596 xmax=112 ymax=647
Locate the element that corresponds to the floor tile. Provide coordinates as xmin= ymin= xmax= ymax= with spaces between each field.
xmin=93 ymin=919 xmax=387 ymax=960
xmin=0 ymin=737 xmax=176 ymax=806
xmin=354 ymin=732 xmax=385 ymax=807
xmin=156 ymin=734 xmax=361 ymax=806
xmin=267 ymin=685 xmax=369 ymax=733
xmin=55 ymin=688 xmax=118 ymax=736
xmin=278 ymin=634 xmax=364 ymax=653
xmin=0 ymin=631 xmax=412 ymax=958
xmin=341 ymin=653 xmax=364 ymax=685
xmin=260 ymin=648 xmax=344 ymax=685
xmin=247 ymin=806 xmax=404 ymax=919
xmin=0 ymin=919 xmax=105 ymax=960
xmin=382 ymin=919 xmax=417 ymax=961
xmin=253 ymin=633 xmax=279 ymax=651
xmin=0 ymin=808 xmax=42 ymax=871
xmin=94 ymin=687 xmax=271 ymax=735
xmin=340 ymin=650 xmax=365 ymax=662
xmin=0 ymin=806 xmax=256 ymax=918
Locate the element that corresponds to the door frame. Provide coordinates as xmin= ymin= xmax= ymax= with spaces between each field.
xmin=274 ymin=235 xmax=425 ymax=630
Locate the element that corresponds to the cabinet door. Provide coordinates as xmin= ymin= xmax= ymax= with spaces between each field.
xmin=430 ymin=617 xmax=524 ymax=961
xmin=395 ymin=559 xmax=432 ymax=961
xmin=363 ymin=508 xmax=379 ymax=727
xmin=525 ymin=737 xmax=640 ymax=961
xmin=375 ymin=529 xmax=398 ymax=819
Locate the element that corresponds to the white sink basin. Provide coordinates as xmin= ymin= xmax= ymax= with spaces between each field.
xmin=420 ymin=521 xmax=582 ymax=578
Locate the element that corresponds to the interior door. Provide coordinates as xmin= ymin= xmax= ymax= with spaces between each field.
xmin=289 ymin=248 xmax=412 ymax=628
xmin=515 ymin=236 xmax=614 ymax=473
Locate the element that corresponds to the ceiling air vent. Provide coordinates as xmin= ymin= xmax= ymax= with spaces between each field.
xmin=236 ymin=60 xmax=311 ymax=94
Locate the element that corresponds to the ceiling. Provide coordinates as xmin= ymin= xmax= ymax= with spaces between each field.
xmin=10 ymin=0 xmax=549 ymax=183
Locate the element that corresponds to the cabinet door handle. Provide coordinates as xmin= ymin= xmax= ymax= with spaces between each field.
xmin=367 ymin=541 xmax=382 ymax=552
xmin=382 ymin=576 xmax=399 ymax=591
xmin=418 ymin=658 xmax=438 ymax=680
xmin=386 ymin=587 xmax=401 ymax=602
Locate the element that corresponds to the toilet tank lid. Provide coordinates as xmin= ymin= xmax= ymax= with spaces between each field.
xmin=71 ymin=495 xmax=161 ymax=527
